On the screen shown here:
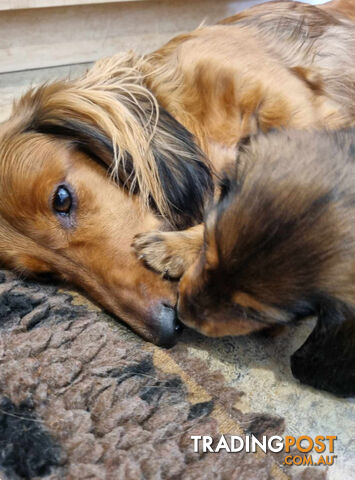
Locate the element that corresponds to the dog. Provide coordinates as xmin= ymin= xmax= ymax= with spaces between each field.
xmin=0 ymin=1 xmax=354 ymax=345
xmin=133 ymin=127 xmax=355 ymax=396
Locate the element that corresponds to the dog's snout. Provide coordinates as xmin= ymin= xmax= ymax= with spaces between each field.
xmin=153 ymin=303 xmax=183 ymax=348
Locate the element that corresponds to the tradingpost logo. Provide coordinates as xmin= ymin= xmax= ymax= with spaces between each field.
xmin=191 ymin=435 xmax=337 ymax=467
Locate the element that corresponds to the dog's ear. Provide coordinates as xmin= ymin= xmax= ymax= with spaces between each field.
xmin=291 ymin=300 xmax=355 ymax=397
xmin=149 ymin=106 xmax=213 ymax=228
xmin=25 ymin=85 xmax=212 ymax=229
xmin=29 ymin=117 xmax=139 ymax=192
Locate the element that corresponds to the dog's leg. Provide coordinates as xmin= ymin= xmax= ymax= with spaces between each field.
xmin=291 ymin=300 xmax=355 ymax=397
xmin=132 ymin=224 xmax=204 ymax=278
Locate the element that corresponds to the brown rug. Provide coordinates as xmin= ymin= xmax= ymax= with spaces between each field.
xmin=0 ymin=269 xmax=326 ymax=480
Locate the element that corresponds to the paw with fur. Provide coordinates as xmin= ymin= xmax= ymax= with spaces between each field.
xmin=132 ymin=231 xmax=187 ymax=278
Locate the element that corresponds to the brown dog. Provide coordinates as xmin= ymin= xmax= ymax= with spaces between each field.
xmin=134 ymin=128 xmax=355 ymax=396
xmin=0 ymin=1 xmax=354 ymax=345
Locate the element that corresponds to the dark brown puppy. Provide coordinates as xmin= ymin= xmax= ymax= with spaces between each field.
xmin=134 ymin=128 xmax=355 ymax=396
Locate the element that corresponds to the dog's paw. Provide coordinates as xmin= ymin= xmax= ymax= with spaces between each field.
xmin=132 ymin=231 xmax=186 ymax=278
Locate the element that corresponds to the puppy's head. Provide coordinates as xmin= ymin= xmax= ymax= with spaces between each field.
xmin=178 ymin=128 xmax=355 ymax=396
xmin=177 ymin=129 xmax=351 ymax=338
xmin=177 ymin=193 xmax=299 ymax=337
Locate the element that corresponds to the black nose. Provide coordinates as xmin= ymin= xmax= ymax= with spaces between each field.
xmin=154 ymin=303 xmax=183 ymax=348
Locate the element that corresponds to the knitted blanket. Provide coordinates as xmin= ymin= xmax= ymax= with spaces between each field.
xmin=0 ymin=270 xmax=327 ymax=479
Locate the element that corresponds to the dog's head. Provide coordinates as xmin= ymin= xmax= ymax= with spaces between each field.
xmin=177 ymin=190 xmax=302 ymax=337
xmin=177 ymin=129 xmax=353 ymax=331
xmin=177 ymin=129 xmax=355 ymax=395
xmin=0 ymin=54 xmax=213 ymax=346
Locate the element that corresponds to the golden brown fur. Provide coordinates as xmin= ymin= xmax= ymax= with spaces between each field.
xmin=145 ymin=0 xmax=355 ymax=165
xmin=1 ymin=1 xmax=355 ymax=344
xmin=322 ymin=0 xmax=355 ymax=22
xmin=134 ymin=128 xmax=355 ymax=396
xmin=0 ymin=129 xmax=180 ymax=345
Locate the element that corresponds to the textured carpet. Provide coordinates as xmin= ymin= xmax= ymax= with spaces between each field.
xmin=0 ymin=269 xmax=327 ymax=480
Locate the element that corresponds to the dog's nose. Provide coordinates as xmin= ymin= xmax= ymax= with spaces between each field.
xmin=153 ymin=303 xmax=183 ymax=348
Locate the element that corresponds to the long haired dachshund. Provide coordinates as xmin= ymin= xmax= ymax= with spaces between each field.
xmin=134 ymin=128 xmax=355 ymax=396
xmin=0 ymin=1 xmax=354 ymax=346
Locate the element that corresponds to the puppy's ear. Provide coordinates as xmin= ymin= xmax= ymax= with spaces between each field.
xmin=291 ymin=300 xmax=355 ymax=397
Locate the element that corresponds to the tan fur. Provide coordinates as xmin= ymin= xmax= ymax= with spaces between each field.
xmin=1 ymin=1 xmax=355 ymax=342
xmin=10 ymin=55 xmax=182 ymax=222
xmin=133 ymin=224 xmax=204 ymax=279
xmin=0 ymin=131 xmax=177 ymax=344
xmin=321 ymin=0 xmax=355 ymax=22
xmin=145 ymin=1 xmax=355 ymax=168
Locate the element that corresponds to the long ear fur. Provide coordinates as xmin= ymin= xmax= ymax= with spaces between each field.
xmin=15 ymin=53 xmax=213 ymax=228
xmin=291 ymin=299 xmax=355 ymax=397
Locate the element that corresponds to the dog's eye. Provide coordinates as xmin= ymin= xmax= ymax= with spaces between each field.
xmin=53 ymin=186 xmax=72 ymax=215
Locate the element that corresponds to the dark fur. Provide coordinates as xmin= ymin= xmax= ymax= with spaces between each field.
xmin=150 ymin=108 xmax=213 ymax=228
xmin=291 ymin=300 xmax=355 ymax=397
xmin=184 ymin=128 xmax=355 ymax=396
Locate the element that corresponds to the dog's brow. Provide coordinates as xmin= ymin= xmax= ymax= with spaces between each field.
xmin=30 ymin=119 xmax=136 ymax=182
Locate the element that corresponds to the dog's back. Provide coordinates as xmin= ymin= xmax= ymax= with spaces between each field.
xmin=146 ymin=0 xmax=355 ymax=163
xmin=219 ymin=1 xmax=355 ymax=122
